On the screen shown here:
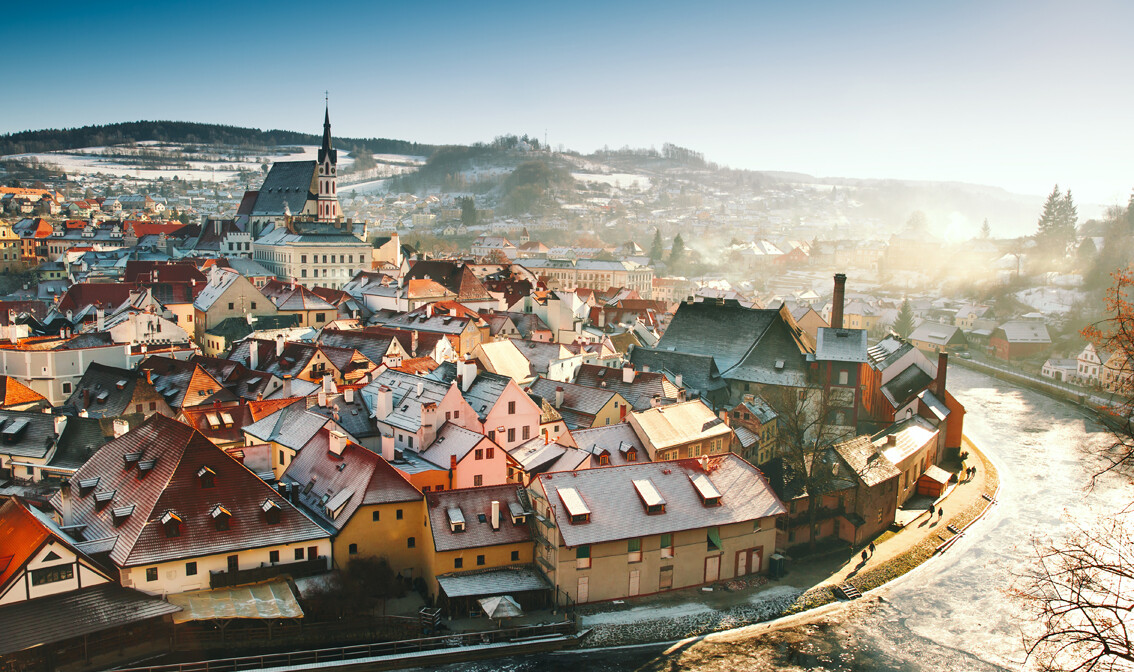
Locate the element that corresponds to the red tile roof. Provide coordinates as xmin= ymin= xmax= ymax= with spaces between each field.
xmin=50 ymin=414 xmax=327 ymax=568
xmin=0 ymin=499 xmax=52 ymax=594
xmin=0 ymin=376 xmax=48 ymax=407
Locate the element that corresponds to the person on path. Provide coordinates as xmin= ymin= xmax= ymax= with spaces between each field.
xmin=861 ymin=549 xmax=868 ymax=564
xmin=868 ymin=541 xmax=875 ymax=556
xmin=971 ymin=465 xmax=978 ymax=479
xmin=938 ymin=506 xmax=944 ymax=519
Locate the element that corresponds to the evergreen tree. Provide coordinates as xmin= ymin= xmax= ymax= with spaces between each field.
xmin=668 ymin=234 xmax=686 ymax=268
xmin=1036 ymin=184 xmax=1077 ymax=258
xmin=892 ymin=299 xmax=916 ymax=339
xmin=980 ymin=219 xmax=991 ymax=239
xmin=649 ymin=228 xmax=664 ymax=263
xmin=459 ymin=197 xmax=477 ymax=227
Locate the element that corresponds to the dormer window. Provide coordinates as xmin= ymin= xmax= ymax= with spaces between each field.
xmin=78 ymin=477 xmax=100 ymax=497
xmin=626 ymin=448 xmax=637 ymax=462
xmin=197 ymin=465 xmax=215 ymax=489
xmin=558 ymin=487 xmax=590 ymax=524
xmin=211 ymin=504 xmax=231 ymax=531
xmin=136 ymin=459 xmax=155 ymax=480
xmin=447 ymin=506 xmax=466 ymax=533
xmin=261 ymin=499 xmax=281 ymax=525
xmin=93 ymin=489 xmax=115 ymax=511
xmin=161 ymin=511 xmax=182 ymax=538
xmin=111 ymin=505 xmax=134 ymax=527
xmin=123 ymin=452 xmax=142 ymax=471
xmin=633 ymin=479 xmax=666 ymax=514
xmin=690 ymin=472 xmax=722 ymax=507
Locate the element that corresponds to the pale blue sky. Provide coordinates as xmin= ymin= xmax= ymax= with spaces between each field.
xmin=1 ymin=0 xmax=1130 ymax=204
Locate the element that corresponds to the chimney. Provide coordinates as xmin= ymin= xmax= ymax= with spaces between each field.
xmin=675 ymin=373 xmax=683 ymax=389
xmin=831 ymin=273 xmax=846 ymax=329
xmin=282 ymin=374 xmax=293 ymax=397
xmin=491 ymin=500 xmax=500 ymax=530
xmin=598 ymin=310 xmax=605 ymax=329
xmin=622 ymin=363 xmax=635 ymax=384
xmin=936 ymin=352 xmax=948 ymax=396
xmin=53 ymin=415 xmax=67 ymax=436
xmin=328 ymin=430 xmax=347 ymax=456
xmin=81 ymin=388 xmax=91 ymax=409
xmin=449 ymin=454 xmax=457 ymax=470
xmin=886 ymin=434 xmax=897 ymax=446
xmin=249 ymin=342 xmax=259 ymax=370
xmin=411 ymin=330 xmax=419 ymax=357
xmin=555 ymin=386 xmax=564 ymax=409
xmin=376 ymin=385 xmax=393 ymax=419
xmin=421 ymin=402 xmax=438 ymax=449
xmin=276 ymin=334 xmax=285 ymax=358
xmin=458 ymin=360 xmax=477 ymax=392
xmin=113 ymin=419 xmax=129 ymax=437
xmin=449 ymin=307 xmax=458 ymax=318
xmin=96 ymin=307 xmax=105 ymax=332
xmin=317 ymin=390 xmax=327 ymax=407
xmin=60 ymin=479 xmax=73 ymax=527
xmin=381 ymin=432 xmax=395 ymax=461
xmin=322 ymin=374 xmax=335 ymax=394
xmin=344 ymin=387 xmax=355 ymax=403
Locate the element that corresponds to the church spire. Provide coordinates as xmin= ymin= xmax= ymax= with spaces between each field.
xmin=318 ymin=102 xmax=336 ymax=166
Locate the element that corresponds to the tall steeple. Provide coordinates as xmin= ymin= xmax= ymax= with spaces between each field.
xmin=316 ymin=101 xmax=339 ymax=222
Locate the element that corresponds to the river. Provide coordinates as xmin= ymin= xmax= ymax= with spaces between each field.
xmin=413 ymin=367 xmax=1133 ymax=671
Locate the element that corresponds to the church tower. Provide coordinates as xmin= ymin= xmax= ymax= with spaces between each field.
xmin=316 ymin=105 xmax=339 ymax=222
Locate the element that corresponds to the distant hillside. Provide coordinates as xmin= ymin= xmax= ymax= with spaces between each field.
xmin=0 ymin=121 xmax=433 ymax=158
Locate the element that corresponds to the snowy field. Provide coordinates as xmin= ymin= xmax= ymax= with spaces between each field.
xmin=1014 ymin=286 xmax=1085 ymax=315
xmin=571 ymin=172 xmax=652 ymax=191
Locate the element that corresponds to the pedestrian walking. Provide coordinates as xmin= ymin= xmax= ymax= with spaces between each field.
xmin=938 ymin=506 xmax=944 ymax=519
xmin=868 ymin=541 xmax=875 ymax=556
xmin=971 ymin=465 xmax=978 ymax=479
xmin=861 ymin=549 xmax=868 ymax=564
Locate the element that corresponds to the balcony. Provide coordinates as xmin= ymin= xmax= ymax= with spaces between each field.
xmin=210 ymin=555 xmax=328 ymax=589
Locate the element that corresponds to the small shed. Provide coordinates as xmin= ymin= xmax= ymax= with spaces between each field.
xmin=916 ymin=464 xmax=951 ymax=498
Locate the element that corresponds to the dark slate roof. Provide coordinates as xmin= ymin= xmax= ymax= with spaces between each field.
xmin=404 ymin=261 xmax=491 ymax=301
xmin=205 ymin=314 xmax=302 ymax=342
xmin=528 ymin=377 xmax=618 ymax=417
xmin=62 ymin=363 xmax=142 ymax=418
xmin=429 ymin=363 xmax=513 ymax=420
xmin=628 ymin=348 xmax=728 ymax=403
xmin=49 ymin=414 xmax=327 ymax=568
xmin=723 ymin=316 xmax=811 ymax=387
xmin=243 ymin=399 xmax=332 ymax=451
xmin=833 ymin=436 xmax=901 ymax=488
xmin=426 ymin=484 xmax=530 ymax=553
xmin=252 ymin=161 xmax=316 ymax=216
xmin=867 ymin=336 xmax=914 ymax=371
xmin=304 ymin=393 xmax=378 ymax=440
xmin=881 ymin=365 xmax=935 ymax=409
xmin=318 ymin=329 xmax=398 ymax=367
xmin=51 ymin=416 xmax=115 ymax=469
xmin=573 ymin=364 xmax=681 ymax=411
xmin=656 ymin=300 xmax=778 ymax=371
xmin=0 ymin=584 xmax=181 ymax=655
xmin=813 ymin=327 xmax=869 ymax=363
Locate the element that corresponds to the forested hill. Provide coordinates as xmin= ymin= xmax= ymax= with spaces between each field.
xmin=0 ymin=121 xmax=433 ymax=157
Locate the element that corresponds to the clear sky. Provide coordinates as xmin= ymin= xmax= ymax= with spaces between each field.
xmin=2 ymin=0 xmax=1131 ymax=205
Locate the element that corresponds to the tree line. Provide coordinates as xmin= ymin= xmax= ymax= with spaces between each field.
xmin=0 ymin=121 xmax=432 ymax=157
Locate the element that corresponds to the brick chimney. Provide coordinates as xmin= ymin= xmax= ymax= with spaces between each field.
xmin=831 ymin=273 xmax=846 ymax=329
xmin=936 ymin=352 xmax=948 ymax=397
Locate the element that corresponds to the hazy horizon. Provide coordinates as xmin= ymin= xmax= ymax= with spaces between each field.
xmin=2 ymin=0 xmax=1131 ymax=206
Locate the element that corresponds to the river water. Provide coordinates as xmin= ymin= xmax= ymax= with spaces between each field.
xmin=415 ymin=368 xmax=1132 ymax=671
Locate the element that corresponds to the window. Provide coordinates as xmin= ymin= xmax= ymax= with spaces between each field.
xmin=31 ymin=565 xmax=74 ymax=586
xmin=661 ymin=533 xmax=674 ymax=558
xmin=407 ymin=537 xmax=415 ymax=548
xmin=508 ymin=401 xmax=516 ymax=414
xmin=301 ymin=255 xmax=307 ymax=263
xmin=707 ymin=527 xmax=722 ymax=552
xmin=476 ymin=554 xmax=485 ymax=566
xmin=486 ymin=447 xmax=495 ymax=460
xmin=628 ymin=538 xmax=642 ymax=562
xmin=62 ymin=382 xmax=72 ymax=394
xmin=522 ymin=426 xmax=530 ymax=441
xmin=228 ymin=303 xmax=234 ymax=310
xmin=149 ymin=401 xmax=157 ymax=411
xmin=269 ymin=550 xmax=280 ymax=563
xmin=838 ymin=370 xmax=849 ymax=385
xmin=186 ymin=562 xmax=197 ymax=576
xmin=315 ymin=313 xmax=326 ymax=323
xmin=511 ymin=550 xmax=520 ymax=562
xmin=348 ymin=543 xmax=358 ymax=555
xmin=251 ymin=302 xmax=257 ymax=310
xmin=454 ymin=557 xmax=463 ymax=569
xmin=576 ymin=545 xmax=591 ymax=569
xmin=372 ymin=511 xmax=380 ymax=522
xmin=146 ymin=567 xmax=158 ymax=582
xmin=475 ymin=448 xmax=484 ymax=460
xmin=295 ymin=548 xmax=305 ymax=560
xmin=507 ymin=428 xmax=515 ymax=442
xmin=228 ymin=555 xmax=238 ymax=573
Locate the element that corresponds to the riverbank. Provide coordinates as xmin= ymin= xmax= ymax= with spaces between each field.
xmin=574 ymin=436 xmax=1001 ymax=649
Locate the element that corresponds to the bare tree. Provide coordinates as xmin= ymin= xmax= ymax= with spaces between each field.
xmin=1017 ymin=268 xmax=1134 ymax=672
xmin=760 ymin=382 xmax=848 ymax=551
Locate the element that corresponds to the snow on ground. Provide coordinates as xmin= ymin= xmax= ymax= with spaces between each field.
xmin=578 ymin=585 xmax=803 ymax=648
xmin=1015 ymin=287 xmax=1085 ymax=315
xmin=571 ymin=172 xmax=652 ymax=191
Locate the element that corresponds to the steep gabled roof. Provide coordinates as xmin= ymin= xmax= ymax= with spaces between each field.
xmin=252 ymin=161 xmax=317 ymax=216
xmin=49 ymin=414 xmax=327 ymax=568
xmin=0 ymin=376 xmax=48 ymax=408
xmin=426 ymin=484 xmax=530 ymax=552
